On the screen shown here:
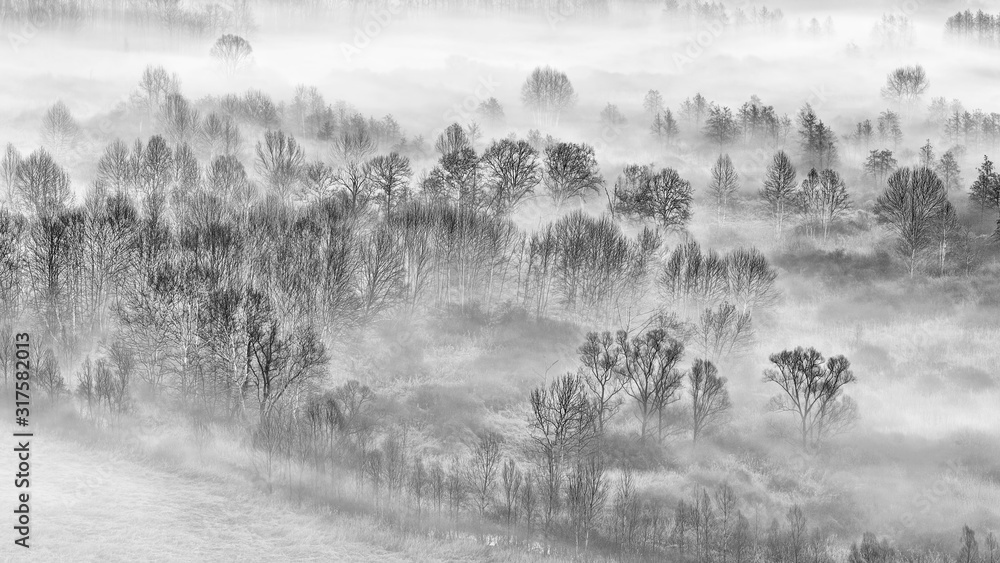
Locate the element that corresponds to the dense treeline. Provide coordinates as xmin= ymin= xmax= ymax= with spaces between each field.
xmin=945 ymin=10 xmax=1000 ymax=47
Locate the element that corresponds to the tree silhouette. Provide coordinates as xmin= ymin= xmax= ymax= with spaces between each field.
xmin=763 ymin=346 xmax=857 ymax=449
xmin=874 ymin=167 xmax=950 ymax=275
xmin=760 ymin=150 xmax=797 ymax=235
xmin=689 ymin=359 xmax=730 ymax=443
xmin=211 ymin=34 xmax=253 ymax=74
xmin=543 ymin=142 xmax=603 ymax=206
xmin=708 ymin=154 xmax=739 ymax=225
xmin=521 ymin=66 xmax=577 ymax=126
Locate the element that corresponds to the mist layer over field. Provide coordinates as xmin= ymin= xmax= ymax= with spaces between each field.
xmin=1 ymin=0 xmax=999 ymax=561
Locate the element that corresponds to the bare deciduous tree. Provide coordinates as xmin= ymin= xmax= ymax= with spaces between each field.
xmin=797 ymin=168 xmax=852 ymax=239
xmin=566 ymin=457 xmax=608 ymax=554
xmin=468 ymin=431 xmax=504 ymax=519
xmin=763 ymin=346 xmax=857 ymax=449
xmin=500 ymin=457 xmax=522 ymax=529
xmin=332 ymin=127 xmax=377 ymax=165
xmin=335 ymin=161 xmax=374 ymax=210
xmin=709 ymin=154 xmax=739 ymax=225
xmin=578 ymin=331 xmax=624 ymax=434
xmin=874 ymin=167 xmax=950 ymax=276
xmin=160 ymin=93 xmax=201 ymax=145
xmin=613 ymin=164 xmax=693 ymax=230
xmin=136 ymin=65 xmax=179 ymax=117
xmin=41 ymin=101 xmax=81 ymax=155
xmin=14 ymin=149 xmax=72 ymax=216
xmin=528 ymin=373 xmax=595 ymax=537
xmin=689 ymin=359 xmax=730 ymax=443
xmin=881 ymin=64 xmax=929 ymax=107
xmin=726 ymin=247 xmax=778 ymax=315
xmin=434 ymin=123 xmax=470 ymax=156
xmin=521 ymin=66 xmax=577 ymax=126
xmin=255 ymin=130 xmax=305 ymax=200
xmin=864 ymin=149 xmax=897 ymax=188
xmin=2 ymin=144 xmax=23 ymax=206
xmin=643 ymin=89 xmax=664 ymax=117
xmin=695 ymin=302 xmax=753 ymax=361
xmin=543 ymin=142 xmax=603 ymax=206
xmin=760 ymin=150 xmax=797 ymax=235
xmin=616 ymin=328 xmax=684 ymax=443
xmin=211 ymin=34 xmax=253 ymax=74
xmin=366 ymin=152 xmax=412 ymax=217
xmin=480 ymin=139 xmax=541 ymax=216
xmin=200 ymin=112 xmax=243 ymax=158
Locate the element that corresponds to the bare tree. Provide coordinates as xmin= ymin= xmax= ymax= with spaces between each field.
xmin=695 ymin=302 xmax=753 ymax=361
xmin=763 ymin=347 xmax=857 ymax=449
xmin=936 ymin=150 xmax=962 ymax=193
xmin=468 ymin=431 xmax=504 ymax=519
xmin=566 ymin=457 xmax=608 ymax=554
xmin=96 ymin=140 xmax=133 ymax=196
xmin=35 ymin=347 xmax=66 ymax=400
xmin=709 ymin=154 xmax=739 ymax=225
xmin=616 ymin=328 xmax=685 ymax=443
xmin=521 ymin=66 xmax=577 ymax=126
xmin=255 ymin=130 xmax=305 ymax=200
xmin=136 ymin=65 xmax=178 ymax=117
xmin=600 ymin=103 xmax=628 ymax=129
xmin=969 ymin=156 xmax=1000 ymax=224
xmin=434 ymin=123 xmax=470 ymax=156
xmin=542 ymin=142 xmax=603 ymax=206
xmin=797 ymin=168 xmax=852 ymax=239
xmin=760 ymin=150 xmax=798 ymax=235
xmin=301 ymin=161 xmax=338 ymax=201
xmin=247 ymin=309 xmax=329 ymax=419
xmin=935 ymin=200 xmax=959 ymax=275
xmin=211 ymin=34 xmax=253 ymax=74
xmin=356 ymin=225 xmax=403 ymax=322
xmin=41 ymin=101 xmax=81 ymax=155
xmin=726 ymin=247 xmax=778 ymax=315
xmin=881 ymin=64 xmax=929 ymax=107
xmin=425 ymin=147 xmax=482 ymax=209
xmin=578 ymin=331 xmax=624 ymax=434
xmin=14 ymin=149 xmax=72 ymax=216
xmin=335 ymin=161 xmax=374 ymax=210
xmin=160 ymin=93 xmax=200 ymax=145
xmin=332 ymin=127 xmax=376 ymax=165
xmin=613 ymin=164 xmax=693 ymax=230
xmin=2 ymin=144 xmax=24 ymax=205
xmin=959 ymin=526 xmax=980 ymax=563
xmin=480 ymin=139 xmax=541 ymax=215
xmin=500 ymin=457 xmax=522 ymax=530
xmin=643 ymin=89 xmax=664 ymax=117
xmin=207 ymin=155 xmax=256 ymax=205
xmin=366 ymin=152 xmax=412 ymax=217
xmin=849 ymin=532 xmax=896 ymax=563
xmin=528 ymin=373 xmax=595 ymax=538
xmin=477 ymin=98 xmax=505 ymax=126
xmin=689 ymin=359 xmax=730 ymax=443
xmin=200 ymin=113 xmax=243 ymax=158
xmin=864 ymin=149 xmax=897 ymax=188
xmin=874 ymin=167 xmax=950 ymax=276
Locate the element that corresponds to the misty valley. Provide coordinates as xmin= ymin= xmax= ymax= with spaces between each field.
xmin=1 ymin=0 xmax=999 ymax=561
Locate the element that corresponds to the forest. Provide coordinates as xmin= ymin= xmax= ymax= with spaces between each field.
xmin=1 ymin=0 xmax=999 ymax=561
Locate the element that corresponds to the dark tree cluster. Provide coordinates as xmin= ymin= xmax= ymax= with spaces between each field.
xmin=657 ymin=239 xmax=778 ymax=319
xmin=523 ymin=211 xmax=660 ymax=319
xmin=660 ymin=93 xmax=790 ymax=150
xmin=946 ymin=10 xmax=1000 ymax=47
xmin=612 ymin=164 xmax=693 ymax=230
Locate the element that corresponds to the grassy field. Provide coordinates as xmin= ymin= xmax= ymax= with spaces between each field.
xmin=0 ymin=425 xmax=526 ymax=563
